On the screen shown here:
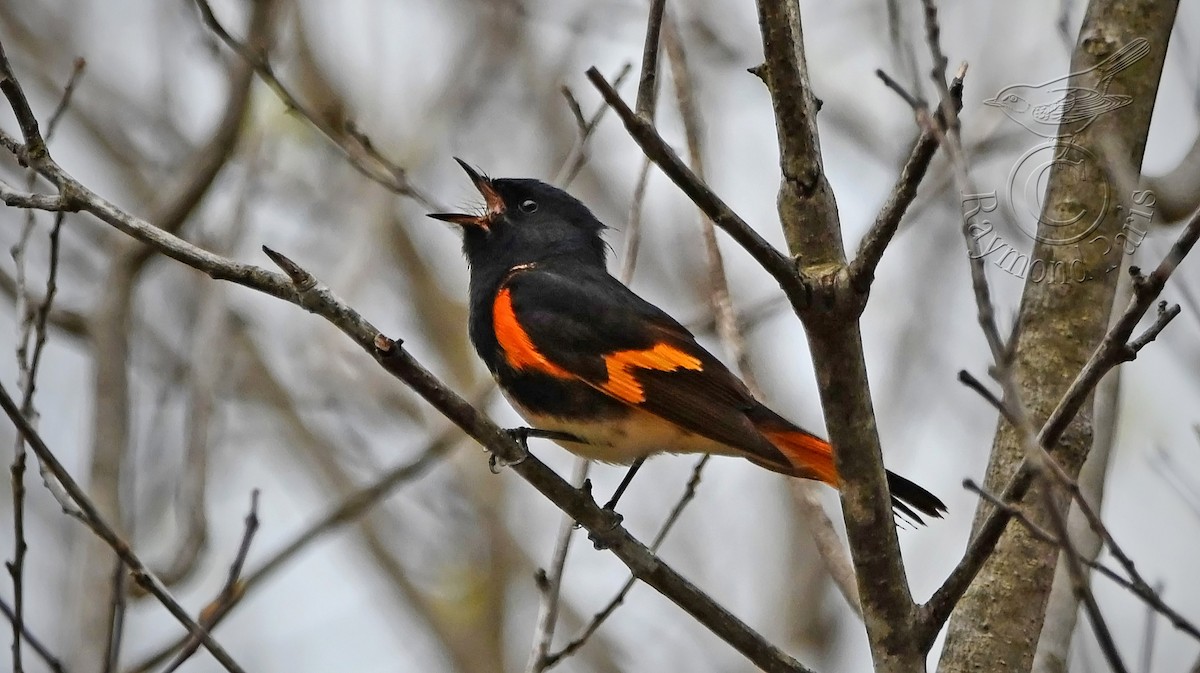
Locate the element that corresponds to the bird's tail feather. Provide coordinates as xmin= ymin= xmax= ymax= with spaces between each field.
xmin=757 ymin=424 xmax=947 ymax=525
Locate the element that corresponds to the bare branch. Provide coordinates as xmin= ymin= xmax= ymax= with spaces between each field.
xmin=8 ymin=54 xmax=85 ymax=673
xmin=0 ymin=182 xmax=78 ymax=211
xmin=0 ymin=267 xmax=88 ymax=336
xmin=753 ymin=3 xmax=926 ymax=669
xmin=525 ymin=460 xmax=590 ymax=673
xmin=634 ymin=0 xmax=667 ymax=119
xmin=904 ymin=2 xmax=1187 ymax=659
xmin=42 ymin=57 xmax=85 ymax=140
xmin=190 ymin=0 xmax=434 ymax=206
xmin=552 ymin=63 xmax=633 ymax=188
xmin=964 ymin=476 xmax=1199 ymax=647
xmin=124 ymin=404 xmax=466 ymax=673
xmin=1039 ymin=440 xmax=1200 ymax=643
xmin=619 ymin=158 xmax=653 ymax=283
xmin=4 ymin=25 xmax=811 ymax=672
xmin=585 ymin=67 xmax=813 ymax=314
xmin=663 ymin=15 xmax=859 ymax=616
xmin=1036 ymin=470 xmax=1130 ymax=673
xmin=160 ymin=490 xmax=261 ymax=673
xmin=848 ymin=68 xmax=965 ymax=292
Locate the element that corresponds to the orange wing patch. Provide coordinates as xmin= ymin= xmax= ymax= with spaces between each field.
xmin=601 ymin=343 xmax=702 ymax=404
xmin=493 ymin=288 xmax=572 ymax=378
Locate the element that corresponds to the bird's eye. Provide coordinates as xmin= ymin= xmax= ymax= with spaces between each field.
xmin=519 ymin=199 xmax=538 ymax=213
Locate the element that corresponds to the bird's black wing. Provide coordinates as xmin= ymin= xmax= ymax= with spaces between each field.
xmin=494 ymin=265 xmax=786 ymax=462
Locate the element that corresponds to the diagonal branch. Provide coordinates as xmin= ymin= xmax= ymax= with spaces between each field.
xmin=541 ymin=456 xmax=709 ymax=669
xmin=848 ymin=69 xmax=965 ymax=292
xmin=124 ymin=418 xmax=465 ymax=673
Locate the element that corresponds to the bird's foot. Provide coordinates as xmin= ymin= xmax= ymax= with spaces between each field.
xmin=580 ymin=478 xmax=624 ymax=550
xmin=490 ymin=427 xmax=534 ymax=473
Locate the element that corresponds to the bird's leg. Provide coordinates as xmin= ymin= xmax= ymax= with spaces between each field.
xmin=583 ymin=459 xmax=648 ymax=549
xmin=568 ymin=476 xmax=626 ymax=550
xmin=602 ymin=457 xmax=646 ymax=512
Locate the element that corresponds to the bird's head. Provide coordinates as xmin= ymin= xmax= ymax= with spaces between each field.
xmin=984 ymin=87 xmax=1031 ymax=114
xmin=428 ymin=159 xmax=608 ymax=272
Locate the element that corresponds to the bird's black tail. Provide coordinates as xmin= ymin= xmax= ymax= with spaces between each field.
xmin=886 ymin=471 xmax=947 ymax=526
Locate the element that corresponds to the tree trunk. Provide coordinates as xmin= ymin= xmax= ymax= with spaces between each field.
xmin=937 ymin=2 xmax=1178 ymax=671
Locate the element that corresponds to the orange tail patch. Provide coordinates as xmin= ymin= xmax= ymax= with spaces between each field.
xmin=760 ymin=428 xmax=840 ymax=486
xmin=762 ymin=425 xmax=947 ymax=525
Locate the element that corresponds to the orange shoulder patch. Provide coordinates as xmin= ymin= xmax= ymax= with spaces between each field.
xmin=493 ymin=288 xmax=572 ymax=378
xmin=601 ymin=342 xmax=702 ymax=404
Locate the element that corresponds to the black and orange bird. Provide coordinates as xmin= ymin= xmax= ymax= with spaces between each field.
xmin=429 ymin=159 xmax=945 ymax=524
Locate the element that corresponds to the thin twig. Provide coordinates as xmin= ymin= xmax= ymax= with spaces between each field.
xmin=848 ymin=67 xmax=965 ymax=292
xmin=1140 ymin=581 xmax=1162 ymax=673
xmin=553 ymin=63 xmax=633 ymax=187
xmin=634 ymin=0 xmax=667 ymax=119
xmin=0 ymin=183 xmax=79 ymax=211
xmin=619 ymin=158 xmax=653 ymax=283
xmin=1038 ymin=441 xmax=1200 ymax=643
xmin=43 ymin=57 xmax=86 ymax=139
xmin=921 ymin=207 xmax=1200 ymax=645
xmin=8 ymin=56 xmax=85 ymax=673
xmin=954 ymin=334 xmax=1199 ymax=652
xmin=102 ymin=557 xmax=127 ymax=673
xmin=124 ymin=425 xmax=462 ymax=673
xmin=0 ymin=598 xmax=66 ymax=673
xmin=963 ymin=479 xmax=1198 ymax=643
xmin=190 ymin=0 xmax=434 ymax=206
xmin=160 ymin=490 xmax=261 ymax=673
xmin=529 ymin=55 xmax=661 ymax=666
xmin=525 ymin=460 xmax=590 ymax=673
xmin=1037 ymin=471 xmax=1130 ymax=673
xmin=907 ymin=0 xmax=1195 ymax=650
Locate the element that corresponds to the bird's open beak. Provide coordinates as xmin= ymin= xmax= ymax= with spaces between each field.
xmin=427 ymin=158 xmax=505 ymax=229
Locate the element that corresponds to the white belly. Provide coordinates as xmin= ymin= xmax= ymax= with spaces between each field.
xmin=503 ymin=390 xmax=739 ymax=464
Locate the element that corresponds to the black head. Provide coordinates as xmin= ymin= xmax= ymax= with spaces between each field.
xmin=428 ymin=159 xmax=608 ymax=275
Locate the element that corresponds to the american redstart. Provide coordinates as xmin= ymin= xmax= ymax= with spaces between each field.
xmin=429 ymin=159 xmax=945 ymax=524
